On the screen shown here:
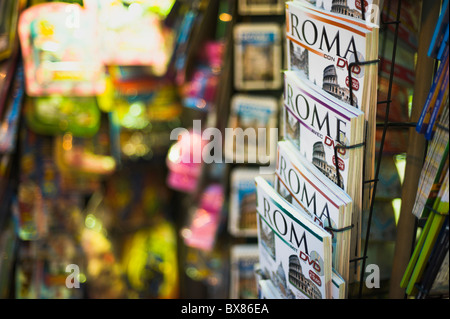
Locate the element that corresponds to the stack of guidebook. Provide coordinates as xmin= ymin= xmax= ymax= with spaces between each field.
xmin=254 ymin=0 xmax=379 ymax=299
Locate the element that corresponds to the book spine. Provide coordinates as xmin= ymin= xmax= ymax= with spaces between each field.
xmin=425 ymin=66 xmax=449 ymax=140
xmin=416 ymin=45 xmax=449 ymax=133
xmin=418 ymin=217 xmax=449 ymax=298
xmin=437 ymin=27 xmax=449 ymax=61
xmin=427 ymin=0 xmax=449 ymax=58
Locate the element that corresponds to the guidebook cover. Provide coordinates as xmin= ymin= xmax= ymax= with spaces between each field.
xmin=283 ymin=71 xmax=364 ymax=191
xmin=286 ymin=1 xmax=378 ymax=112
xmin=275 ymin=140 xmax=353 ymax=283
xmin=282 ymin=72 xmax=364 ymax=277
xmin=255 ymin=176 xmax=332 ymax=299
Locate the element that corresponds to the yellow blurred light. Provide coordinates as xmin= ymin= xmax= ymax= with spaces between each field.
xmin=186 ymin=266 xmax=200 ymax=280
xmin=85 ymin=214 xmax=97 ymax=229
xmin=62 ymin=140 xmax=72 ymax=151
xmin=78 ymin=273 xmax=87 ymax=283
xmin=180 ymin=228 xmax=192 ymax=239
xmin=394 ymin=154 xmax=407 ymax=185
xmin=167 ymin=144 xmax=181 ymax=163
xmin=130 ymin=132 xmax=143 ymax=143
xmin=123 ymin=143 xmax=136 ymax=156
xmin=392 ymin=198 xmax=402 ymax=226
xmin=219 ymin=13 xmax=232 ymax=22
xmin=129 ymin=102 xmax=144 ymax=117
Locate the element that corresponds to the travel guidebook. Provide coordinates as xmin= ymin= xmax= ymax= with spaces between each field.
xmin=255 ymin=176 xmax=332 ymax=299
xmin=225 ymin=94 xmax=278 ymax=164
xmin=234 ymin=23 xmax=282 ymax=90
xmin=229 ymin=168 xmax=273 ymax=237
xmin=275 ymin=140 xmax=353 ymax=286
xmin=282 ymin=71 xmax=365 ymax=192
xmin=285 ymin=1 xmax=378 ymax=281
xmin=285 ymin=1 xmax=378 ymax=113
xmin=229 ymin=244 xmax=260 ymax=299
xmin=282 ymin=71 xmax=364 ymax=282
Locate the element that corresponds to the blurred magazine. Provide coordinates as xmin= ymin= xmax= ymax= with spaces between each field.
xmin=234 ymin=23 xmax=282 ymax=90
xmin=224 ymin=94 xmax=278 ymax=164
xmin=238 ymin=0 xmax=286 ymax=15
xmin=229 ymin=244 xmax=260 ymax=299
xmin=229 ymin=167 xmax=273 ymax=237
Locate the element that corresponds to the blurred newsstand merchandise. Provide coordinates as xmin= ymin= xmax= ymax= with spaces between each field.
xmin=0 ymin=0 xmax=233 ymax=299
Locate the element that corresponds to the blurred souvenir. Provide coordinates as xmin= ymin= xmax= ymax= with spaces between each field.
xmin=121 ymin=219 xmax=179 ymax=298
xmin=15 ymin=127 xmax=60 ymax=241
xmin=0 ymin=47 xmax=19 ymax=116
xmin=182 ymin=41 xmax=224 ymax=112
xmin=18 ymin=2 xmax=105 ymax=96
xmin=96 ymin=0 xmax=175 ymax=74
xmin=182 ymin=183 xmax=224 ymax=251
xmin=104 ymin=165 xmax=171 ymax=231
xmin=81 ymin=195 xmax=127 ymax=298
xmin=184 ymin=244 xmax=227 ymax=292
xmin=53 ymin=117 xmax=117 ymax=177
xmin=166 ymin=129 xmax=205 ymax=193
xmin=36 ymin=234 xmax=85 ymax=299
xmin=0 ymin=63 xmax=24 ymax=154
xmin=14 ymin=208 xmax=85 ymax=299
xmin=81 ymin=227 xmax=127 ymax=298
xmin=25 ymin=96 xmax=101 ymax=138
